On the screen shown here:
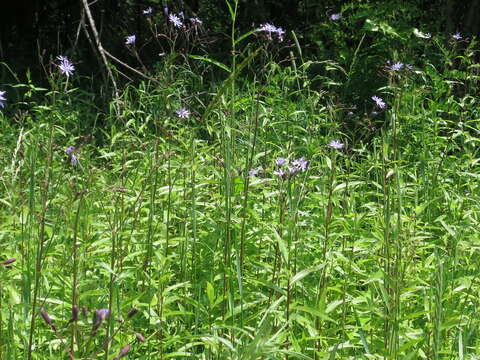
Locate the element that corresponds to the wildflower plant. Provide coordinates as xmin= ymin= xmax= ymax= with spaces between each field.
xmin=273 ymin=156 xmax=309 ymax=180
xmin=37 ymin=305 xmax=143 ymax=358
xmin=141 ymin=5 xmax=208 ymax=57
xmin=5 ymin=1 xmax=480 ymax=360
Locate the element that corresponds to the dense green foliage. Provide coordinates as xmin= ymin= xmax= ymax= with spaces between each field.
xmin=2 ymin=1 xmax=480 ymax=359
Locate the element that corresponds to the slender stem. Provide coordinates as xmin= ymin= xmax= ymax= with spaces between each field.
xmin=240 ymin=92 xmax=260 ymax=269
xmin=27 ymin=123 xmax=54 ymax=360
xmin=71 ymin=193 xmax=84 ymax=353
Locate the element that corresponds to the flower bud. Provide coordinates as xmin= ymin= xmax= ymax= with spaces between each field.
xmin=118 ymin=344 xmax=131 ymax=358
xmin=127 ymin=307 xmax=139 ymax=319
xmin=40 ymin=309 xmax=52 ymax=325
xmin=1 ymin=258 xmax=16 ymax=266
xmin=70 ymin=305 xmax=79 ymax=322
xmin=92 ymin=308 xmax=109 ymax=332
xmin=135 ymin=332 xmax=146 ymax=342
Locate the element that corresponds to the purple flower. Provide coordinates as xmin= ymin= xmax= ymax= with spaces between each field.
xmin=259 ymin=23 xmax=278 ymax=33
xmin=0 ymin=90 xmax=6 ymax=108
xmin=292 ymin=157 xmax=309 ymax=172
xmin=452 ymin=32 xmax=462 ymax=40
xmin=274 ymin=157 xmax=309 ymax=179
xmin=127 ymin=307 xmax=139 ymax=319
xmin=328 ymin=140 xmax=344 ymax=150
xmin=57 ymin=56 xmax=75 ymax=77
xmin=56 ymin=55 xmax=68 ymax=63
xmin=372 ymin=95 xmax=386 ymax=109
xmin=40 ymin=309 xmax=53 ymax=325
xmin=273 ymin=169 xmax=287 ymax=179
xmin=389 ymin=61 xmax=404 ymax=71
xmin=65 ymin=146 xmax=79 ymax=166
xmin=424 ymin=32 xmax=432 ymax=39
xmin=190 ymin=17 xmax=202 ymax=25
xmin=163 ymin=7 xmax=169 ymax=16
xmin=257 ymin=23 xmax=285 ymax=42
xmin=176 ymin=108 xmax=190 ymax=118
xmin=70 ymin=154 xmax=79 ymax=166
xmin=288 ymin=166 xmax=300 ymax=176
xmin=275 ymin=157 xmax=287 ymax=167
xmin=115 ymin=344 xmax=131 ymax=359
xmin=248 ymin=167 xmax=262 ymax=177
xmin=135 ymin=332 xmax=146 ymax=342
xmin=65 ymin=146 xmax=76 ymax=155
xmin=330 ymin=13 xmax=341 ymax=21
xmin=92 ymin=308 xmax=110 ymax=330
xmin=275 ymin=27 xmax=285 ymax=41
xmin=70 ymin=305 xmax=79 ymax=322
xmin=169 ymin=13 xmax=183 ymax=28
xmin=143 ymin=7 xmax=153 ymax=15
xmin=125 ymin=35 xmax=136 ymax=45
xmin=1 ymin=258 xmax=16 ymax=266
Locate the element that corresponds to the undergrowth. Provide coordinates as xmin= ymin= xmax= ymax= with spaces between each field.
xmin=1 ymin=1 xmax=480 ymax=359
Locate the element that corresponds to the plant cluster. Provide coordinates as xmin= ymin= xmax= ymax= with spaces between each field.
xmin=1 ymin=1 xmax=480 ymax=359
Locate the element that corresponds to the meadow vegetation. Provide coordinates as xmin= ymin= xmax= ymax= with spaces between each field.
xmin=1 ymin=1 xmax=480 ymax=359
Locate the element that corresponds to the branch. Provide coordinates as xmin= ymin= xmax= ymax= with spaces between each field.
xmin=103 ymin=50 xmax=161 ymax=85
xmin=80 ymin=0 xmax=118 ymax=98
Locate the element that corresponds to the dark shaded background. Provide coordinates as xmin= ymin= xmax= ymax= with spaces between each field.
xmin=0 ymin=0 xmax=477 ymax=84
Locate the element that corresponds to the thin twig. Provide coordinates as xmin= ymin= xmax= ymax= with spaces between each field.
xmin=103 ymin=50 xmax=161 ymax=85
xmin=80 ymin=0 xmax=118 ymax=97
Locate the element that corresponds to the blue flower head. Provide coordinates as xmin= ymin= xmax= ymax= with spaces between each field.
xmin=125 ymin=35 xmax=136 ymax=45
xmin=0 ymin=91 xmax=6 ymax=108
xmin=57 ymin=56 xmax=75 ymax=77
xmin=328 ymin=140 xmax=344 ymax=150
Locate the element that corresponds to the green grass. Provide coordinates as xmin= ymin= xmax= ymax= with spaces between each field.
xmin=2 ymin=3 xmax=480 ymax=360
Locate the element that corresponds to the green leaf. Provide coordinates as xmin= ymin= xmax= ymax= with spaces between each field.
xmin=206 ymin=281 xmax=215 ymax=306
xmin=234 ymin=29 xmax=256 ymax=46
xmin=290 ymin=264 xmax=324 ymax=286
xmin=413 ymin=28 xmax=431 ymax=39
xmin=201 ymin=47 xmax=261 ymax=123
xmin=364 ymin=19 xmax=404 ymax=39
xmin=188 ymin=55 xmax=231 ymax=73
xmin=353 ymin=306 xmax=371 ymax=354
xmin=225 ymin=1 xmax=235 ymax=21
xmin=272 ymin=227 xmax=288 ymax=264
xmin=325 ymin=156 xmax=332 ymax=170
xmin=291 ymin=305 xmax=335 ymax=323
